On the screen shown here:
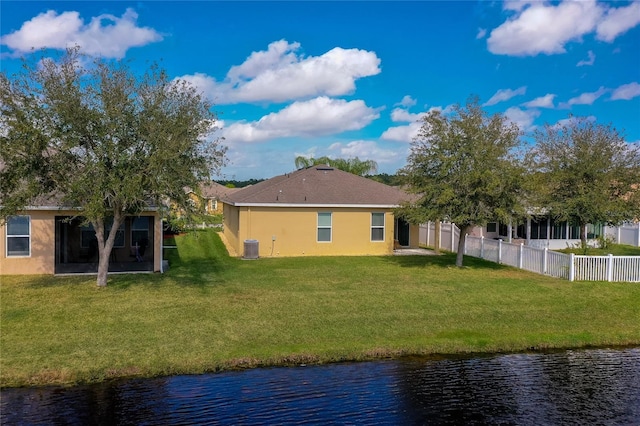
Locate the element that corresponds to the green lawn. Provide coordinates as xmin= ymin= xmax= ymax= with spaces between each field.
xmin=558 ymin=243 xmax=640 ymax=256
xmin=2 ymin=229 xmax=639 ymax=388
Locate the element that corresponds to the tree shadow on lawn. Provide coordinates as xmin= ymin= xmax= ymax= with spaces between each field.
xmin=383 ymin=252 xmax=508 ymax=271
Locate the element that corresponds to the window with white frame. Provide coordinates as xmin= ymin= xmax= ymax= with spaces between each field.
xmin=317 ymin=212 xmax=332 ymax=242
xmin=371 ymin=213 xmax=385 ymax=241
xmin=6 ymin=215 xmax=30 ymax=256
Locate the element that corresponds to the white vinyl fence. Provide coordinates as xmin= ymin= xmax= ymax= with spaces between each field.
xmin=419 ymin=222 xmax=461 ymax=252
xmin=464 ymin=235 xmax=640 ymax=283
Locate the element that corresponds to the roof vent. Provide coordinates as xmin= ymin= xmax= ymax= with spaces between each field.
xmin=316 ymin=166 xmax=334 ymax=171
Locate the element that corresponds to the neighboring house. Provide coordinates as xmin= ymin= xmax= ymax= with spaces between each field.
xmin=221 ymin=166 xmax=419 ymax=258
xmin=1 ymin=197 xmax=162 ymax=275
xmin=186 ymin=181 xmax=239 ymax=215
xmin=472 ymin=216 xmax=608 ymax=249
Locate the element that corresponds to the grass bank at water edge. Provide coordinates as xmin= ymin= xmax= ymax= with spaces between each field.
xmin=2 ymin=229 xmax=639 ymax=387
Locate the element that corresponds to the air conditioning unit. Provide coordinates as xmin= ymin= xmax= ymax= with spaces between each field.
xmin=243 ymin=239 xmax=259 ymax=259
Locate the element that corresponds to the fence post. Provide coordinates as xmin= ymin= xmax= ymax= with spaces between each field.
xmin=607 ymin=254 xmax=613 ymax=282
xmin=480 ymin=236 xmax=485 ymax=259
xmin=426 ymin=222 xmax=430 ymax=247
xmin=519 ymin=243 xmax=523 ymax=269
xmin=569 ymin=253 xmax=575 ymax=281
xmin=464 ymin=233 xmax=467 ymax=255
xmin=451 ymin=223 xmax=455 ymax=252
xmin=498 ymin=239 xmax=503 ymax=264
xmin=543 ymin=248 xmax=548 ymax=274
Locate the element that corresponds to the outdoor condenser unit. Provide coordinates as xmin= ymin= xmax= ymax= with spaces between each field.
xmin=243 ymin=239 xmax=259 ymax=259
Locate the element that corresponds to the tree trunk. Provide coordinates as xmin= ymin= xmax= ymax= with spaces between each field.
xmin=93 ymin=213 xmax=125 ymax=287
xmin=580 ymin=222 xmax=587 ymax=252
xmin=455 ymin=225 xmax=470 ymax=267
xmin=434 ymin=220 xmax=441 ymax=255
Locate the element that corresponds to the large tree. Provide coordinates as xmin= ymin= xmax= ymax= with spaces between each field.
xmin=0 ymin=48 xmax=226 ymax=286
xmin=398 ymin=97 xmax=524 ymax=267
xmin=294 ymin=156 xmax=378 ymax=176
xmin=527 ymin=116 xmax=640 ymax=248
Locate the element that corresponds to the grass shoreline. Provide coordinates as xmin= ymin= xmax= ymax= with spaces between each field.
xmin=2 ymin=230 xmax=639 ymax=388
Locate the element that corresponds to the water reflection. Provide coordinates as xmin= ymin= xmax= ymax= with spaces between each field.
xmin=2 ymin=347 xmax=639 ymax=425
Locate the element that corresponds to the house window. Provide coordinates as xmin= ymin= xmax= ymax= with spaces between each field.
xmin=132 ymin=217 xmax=150 ymax=246
xmin=80 ymin=223 xmax=96 ymax=248
xmin=6 ymin=215 xmax=30 ymax=256
xmin=530 ymin=218 xmax=548 ymax=240
xmin=317 ymin=212 xmax=332 ymax=242
xmin=371 ymin=213 xmax=385 ymax=241
xmin=107 ymin=219 xmax=125 ymax=248
xmin=486 ymin=222 xmax=497 ymax=233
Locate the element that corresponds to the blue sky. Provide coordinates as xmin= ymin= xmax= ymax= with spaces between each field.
xmin=2 ymin=1 xmax=639 ymax=180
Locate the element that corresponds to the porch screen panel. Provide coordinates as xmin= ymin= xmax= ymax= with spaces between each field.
xmin=6 ymin=215 xmax=30 ymax=256
xmin=132 ymin=217 xmax=150 ymax=246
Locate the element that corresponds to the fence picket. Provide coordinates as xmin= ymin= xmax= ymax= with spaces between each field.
xmin=464 ymin=235 xmax=639 ymax=283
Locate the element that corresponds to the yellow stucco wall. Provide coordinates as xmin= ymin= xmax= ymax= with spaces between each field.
xmin=223 ymin=204 xmax=419 ymax=258
xmin=0 ymin=210 xmax=162 ymax=275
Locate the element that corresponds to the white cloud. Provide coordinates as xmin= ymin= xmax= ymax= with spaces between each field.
xmin=552 ymin=115 xmax=597 ymax=129
xmin=328 ymin=140 xmax=403 ymax=164
xmin=504 ymin=106 xmax=540 ymax=132
xmin=221 ymin=96 xmax=380 ymax=143
xmin=380 ymin=121 xmax=423 ymax=143
xmin=487 ymin=0 xmax=632 ymax=56
xmin=390 ymin=108 xmax=424 ymax=123
xmin=596 ymin=1 xmax=640 ymax=42
xmin=395 ymin=95 xmax=417 ymax=108
xmin=610 ymin=82 xmax=640 ymax=100
xmin=483 ymin=86 xmax=527 ymax=106
xmin=560 ymin=87 xmax=608 ymax=107
xmin=178 ymin=40 xmax=381 ymax=104
xmin=382 ymin=104 xmax=454 ymax=142
xmin=0 ymin=8 xmax=162 ymax=58
xmin=503 ymin=1 xmax=538 ymax=12
xmin=576 ymin=50 xmax=596 ymax=66
xmin=476 ymin=28 xmax=487 ymax=39
xmin=521 ymin=94 xmax=556 ymax=108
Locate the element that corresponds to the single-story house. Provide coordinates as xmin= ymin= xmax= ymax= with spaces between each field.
xmin=1 ymin=199 xmax=162 ymax=275
xmin=221 ymin=166 xmax=419 ymax=258
xmin=186 ymin=181 xmax=240 ymax=215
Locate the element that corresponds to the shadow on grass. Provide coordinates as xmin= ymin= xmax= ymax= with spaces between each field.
xmin=383 ymin=252 xmax=509 ymax=271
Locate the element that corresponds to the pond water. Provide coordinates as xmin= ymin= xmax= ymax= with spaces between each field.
xmin=2 ymin=347 xmax=639 ymax=425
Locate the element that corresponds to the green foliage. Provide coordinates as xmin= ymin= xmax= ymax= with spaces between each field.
xmin=527 ymin=116 xmax=640 ymax=246
xmin=0 ymin=47 xmax=226 ymax=285
xmin=216 ymin=179 xmax=264 ymax=188
xmin=294 ymin=155 xmax=378 ymax=176
xmin=366 ymin=173 xmax=403 ymax=186
xmin=398 ymin=96 xmax=524 ymax=266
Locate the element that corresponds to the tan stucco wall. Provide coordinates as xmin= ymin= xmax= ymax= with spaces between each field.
xmin=223 ymin=205 xmax=418 ymax=258
xmin=0 ymin=210 xmax=162 ymax=275
xmin=0 ymin=210 xmax=57 ymax=275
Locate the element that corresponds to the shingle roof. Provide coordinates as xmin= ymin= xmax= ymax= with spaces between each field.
xmin=198 ymin=181 xmax=240 ymax=199
xmin=223 ymin=166 xmax=410 ymax=206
